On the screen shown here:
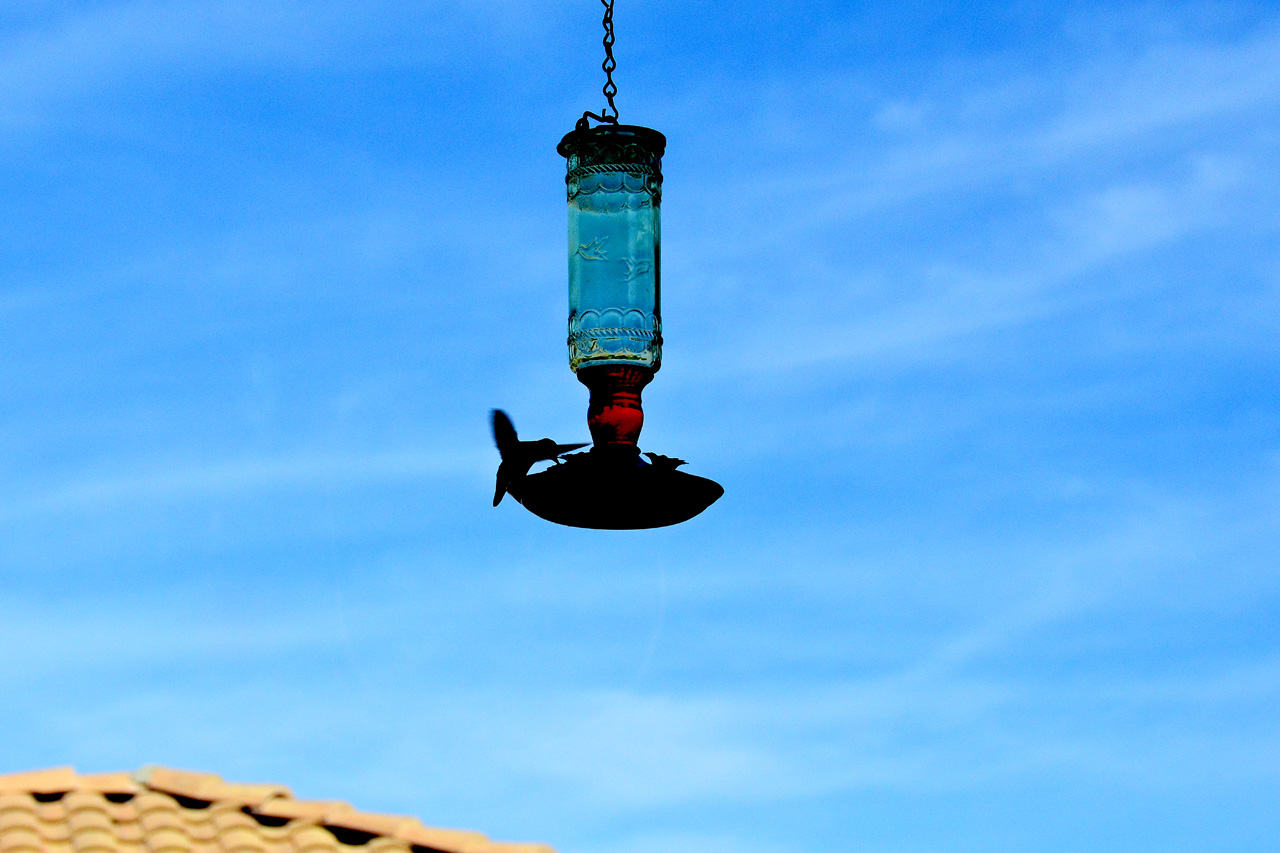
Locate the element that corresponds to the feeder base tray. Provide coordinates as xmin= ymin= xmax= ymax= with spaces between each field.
xmin=511 ymin=451 xmax=723 ymax=530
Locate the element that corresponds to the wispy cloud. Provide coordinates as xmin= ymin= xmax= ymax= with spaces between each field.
xmin=658 ymin=26 xmax=1280 ymax=392
xmin=714 ymin=27 xmax=1280 ymax=224
xmin=0 ymin=0 xmax=574 ymax=132
xmin=0 ymin=446 xmax=483 ymax=522
xmin=13 ymin=474 xmax=1277 ymax=799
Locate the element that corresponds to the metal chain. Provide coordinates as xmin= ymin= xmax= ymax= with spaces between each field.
xmin=578 ymin=0 xmax=620 ymax=129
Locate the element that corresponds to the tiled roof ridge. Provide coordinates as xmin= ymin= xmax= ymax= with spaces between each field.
xmin=0 ymin=767 xmax=553 ymax=853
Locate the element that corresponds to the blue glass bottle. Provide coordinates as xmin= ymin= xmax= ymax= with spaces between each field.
xmin=558 ymin=125 xmax=665 ymax=373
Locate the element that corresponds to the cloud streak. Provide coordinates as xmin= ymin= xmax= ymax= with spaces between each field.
xmin=0 ymin=0 xmax=575 ymax=132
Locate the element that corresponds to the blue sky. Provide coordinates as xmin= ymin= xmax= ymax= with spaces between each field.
xmin=2 ymin=1 xmax=1279 ymax=851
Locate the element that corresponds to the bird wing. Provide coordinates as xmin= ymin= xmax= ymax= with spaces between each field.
xmin=491 ymin=409 xmax=519 ymax=457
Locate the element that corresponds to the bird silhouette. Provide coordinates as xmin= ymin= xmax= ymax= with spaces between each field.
xmin=643 ymin=452 xmax=687 ymax=470
xmin=491 ymin=409 xmax=588 ymax=506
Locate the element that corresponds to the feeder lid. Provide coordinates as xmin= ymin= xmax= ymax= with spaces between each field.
xmin=557 ymin=124 xmax=667 ymax=159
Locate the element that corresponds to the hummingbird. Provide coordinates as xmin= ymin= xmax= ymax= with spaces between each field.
xmin=491 ymin=409 xmax=588 ymax=506
xmin=643 ymin=452 xmax=687 ymax=470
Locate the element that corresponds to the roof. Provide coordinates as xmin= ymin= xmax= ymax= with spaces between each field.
xmin=0 ymin=768 xmax=552 ymax=853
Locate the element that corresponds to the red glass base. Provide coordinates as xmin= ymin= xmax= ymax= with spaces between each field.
xmin=576 ymin=365 xmax=653 ymax=452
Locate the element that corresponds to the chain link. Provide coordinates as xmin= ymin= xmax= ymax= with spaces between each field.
xmin=578 ymin=0 xmax=620 ymax=129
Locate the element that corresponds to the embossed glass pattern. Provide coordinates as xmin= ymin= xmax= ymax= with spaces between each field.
xmin=559 ymin=126 xmax=665 ymax=372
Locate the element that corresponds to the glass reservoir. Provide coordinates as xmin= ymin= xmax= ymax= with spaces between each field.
xmin=558 ymin=125 xmax=665 ymax=372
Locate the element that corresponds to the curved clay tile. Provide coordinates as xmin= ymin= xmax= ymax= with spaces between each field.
xmin=0 ymin=771 xmax=550 ymax=853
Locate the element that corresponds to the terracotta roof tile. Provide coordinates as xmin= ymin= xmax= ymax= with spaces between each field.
xmin=318 ymin=815 xmax=412 ymax=841
xmin=134 ymin=771 xmax=290 ymax=809
xmin=250 ymin=802 xmax=350 ymax=824
xmin=74 ymin=779 xmax=137 ymax=799
xmin=0 ymin=771 xmax=78 ymax=796
xmin=286 ymin=825 xmax=339 ymax=853
xmin=0 ymin=772 xmax=548 ymax=853
xmin=391 ymin=828 xmax=488 ymax=853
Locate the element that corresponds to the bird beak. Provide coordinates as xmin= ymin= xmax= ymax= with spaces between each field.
xmin=554 ymin=443 xmax=589 ymax=454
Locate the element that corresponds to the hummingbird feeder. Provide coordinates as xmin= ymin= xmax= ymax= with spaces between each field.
xmin=492 ymin=0 xmax=723 ymax=529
